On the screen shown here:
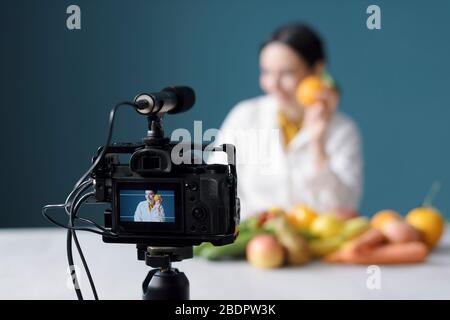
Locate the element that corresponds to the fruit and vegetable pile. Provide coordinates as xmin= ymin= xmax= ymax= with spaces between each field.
xmin=194 ymin=205 xmax=446 ymax=269
xmin=196 ymin=76 xmax=447 ymax=269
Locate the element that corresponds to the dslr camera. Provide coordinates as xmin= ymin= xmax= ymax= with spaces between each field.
xmin=91 ymin=86 xmax=240 ymax=247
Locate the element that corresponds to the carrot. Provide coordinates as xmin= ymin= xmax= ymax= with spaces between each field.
xmin=346 ymin=228 xmax=387 ymax=255
xmin=324 ymin=228 xmax=386 ymax=263
xmin=325 ymin=241 xmax=429 ymax=265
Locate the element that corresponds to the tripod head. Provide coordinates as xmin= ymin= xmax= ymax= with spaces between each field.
xmin=137 ymin=245 xmax=193 ymax=269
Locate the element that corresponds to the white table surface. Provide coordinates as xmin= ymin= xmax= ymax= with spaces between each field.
xmin=0 ymin=227 xmax=449 ymax=300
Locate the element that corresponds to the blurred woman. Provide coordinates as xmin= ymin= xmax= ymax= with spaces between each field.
xmin=209 ymin=23 xmax=363 ymax=219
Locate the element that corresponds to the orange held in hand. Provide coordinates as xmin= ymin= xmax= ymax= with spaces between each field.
xmin=295 ymin=75 xmax=325 ymax=107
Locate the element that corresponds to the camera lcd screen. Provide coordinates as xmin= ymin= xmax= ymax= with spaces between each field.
xmin=119 ymin=189 xmax=176 ymax=223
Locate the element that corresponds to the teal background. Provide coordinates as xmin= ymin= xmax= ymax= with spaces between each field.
xmin=1 ymin=0 xmax=449 ymax=227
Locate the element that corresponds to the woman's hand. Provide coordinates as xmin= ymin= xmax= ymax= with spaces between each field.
xmin=303 ymin=86 xmax=339 ymax=167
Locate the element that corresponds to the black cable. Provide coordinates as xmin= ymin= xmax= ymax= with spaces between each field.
xmin=71 ymin=191 xmax=99 ymax=300
xmin=75 ymin=217 xmax=109 ymax=232
xmin=64 ymin=180 xmax=94 ymax=214
xmin=72 ymin=101 xmax=136 ymax=191
xmin=64 ymin=102 xmax=136 ymax=300
xmin=66 ymin=180 xmax=94 ymax=300
xmin=66 ymin=227 xmax=83 ymax=299
xmin=42 ymin=180 xmax=111 ymax=235
xmin=42 ymin=203 xmax=114 ymax=235
xmin=43 ymin=101 xmax=136 ymax=232
xmin=42 ymin=100 xmax=136 ymax=300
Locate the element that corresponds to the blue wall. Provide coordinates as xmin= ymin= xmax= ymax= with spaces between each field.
xmin=1 ymin=0 xmax=449 ymax=227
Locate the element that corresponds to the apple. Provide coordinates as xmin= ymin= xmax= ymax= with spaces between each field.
xmin=246 ymin=234 xmax=285 ymax=269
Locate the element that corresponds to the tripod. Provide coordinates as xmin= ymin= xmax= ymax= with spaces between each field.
xmin=137 ymin=245 xmax=193 ymax=300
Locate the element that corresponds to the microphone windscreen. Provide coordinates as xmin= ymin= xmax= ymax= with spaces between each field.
xmin=164 ymin=86 xmax=196 ymax=114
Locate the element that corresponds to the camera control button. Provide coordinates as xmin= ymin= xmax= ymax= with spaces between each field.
xmin=192 ymin=207 xmax=206 ymax=221
xmin=185 ymin=182 xmax=198 ymax=191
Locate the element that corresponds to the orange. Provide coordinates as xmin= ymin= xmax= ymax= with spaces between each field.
xmin=287 ymin=204 xmax=318 ymax=230
xmin=371 ymin=210 xmax=402 ymax=230
xmin=296 ymin=75 xmax=324 ymax=107
xmin=406 ymin=207 xmax=445 ymax=248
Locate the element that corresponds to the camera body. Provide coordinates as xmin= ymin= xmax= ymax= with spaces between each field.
xmin=91 ymin=140 xmax=240 ymax=247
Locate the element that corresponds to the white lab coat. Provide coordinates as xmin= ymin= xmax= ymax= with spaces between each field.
xmin=207 ymin=95 xmax=363 ymax=219
xmin=134 ymin=201 xmax=165 ymax=222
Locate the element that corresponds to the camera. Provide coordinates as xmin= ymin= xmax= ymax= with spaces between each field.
xmin=91 ymin=87 xmax=240 ymax=247
xmin=42 ymin=86 xmax=240 ymax=300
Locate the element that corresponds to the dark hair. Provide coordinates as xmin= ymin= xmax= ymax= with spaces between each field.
xmin=260 ymin=23 xmax=326 ymax=68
